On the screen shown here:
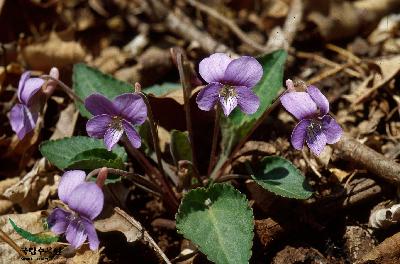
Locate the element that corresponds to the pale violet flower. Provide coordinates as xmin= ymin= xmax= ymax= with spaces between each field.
xmin=280 ymin=82 xmax=342 ymax=156
xmin=85 ymin=93 xmax=147 ymax=151
xmin=47 ymin=170 xmax=104 ymax=250
xmin=196 ymin=53 xmax=263 ymax=116
xmin=9 ymin=68 xmax=59 ymax=139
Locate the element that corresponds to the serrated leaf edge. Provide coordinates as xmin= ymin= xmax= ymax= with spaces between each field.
xmin=176 ymin=183 xmax=254 ymax=264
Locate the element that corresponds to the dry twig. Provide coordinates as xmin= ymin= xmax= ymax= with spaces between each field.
xmin=334 ymin=135 xmax=400 ymax=183
xmin=185 ymin=0 xmax=267 ymax=53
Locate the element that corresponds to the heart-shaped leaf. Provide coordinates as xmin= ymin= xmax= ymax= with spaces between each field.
xmin=176 ymin=184 xmax=253 ymax=264
xmin=252 ymin=156 xmax=313 ymax=199
xmin=40 ymin=136 xmax=127 ymax=170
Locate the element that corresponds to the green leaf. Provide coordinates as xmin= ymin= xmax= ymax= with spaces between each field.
xmin=73 ymin=63 xmax=133 ymax=117
xmin=9 ymin=218 xmax=58 ymax=244
xmin=220 ymin=50 xmax=287 ymax=157
xmin=251 ymin=156 xmax=313 ymax=199
xmin=143 ymin=82 xmax=181 ymax=97
xmin=170 ymin=130 xmax=192 ymax=165
xmin=40 ymin=136 xmax=127 ymax=170
xmin=176 ymin=184 xmax=253 ymax=264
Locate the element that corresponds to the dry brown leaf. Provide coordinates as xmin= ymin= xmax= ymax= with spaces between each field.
xmin=351 ymin=55 xmax=400 ymax=105
xmin=22 ymin=32 xmax=86 ymax=71
xmin=90 ymin=46 xmax=127 ymax=74
xmin=0 ymin=177 xmax=19 ymax=214
xmin=95 ymin=207 xmax=171 ymax=264
xmin=3 ymin=158 xmax=60 ymax=212
xmin=329 ymin=168 xmax=351 ymax=182
xmin=0 ymin=211 xmax=61 ymax=264
xmin=50 ymin=103 xmax=79 ymax=140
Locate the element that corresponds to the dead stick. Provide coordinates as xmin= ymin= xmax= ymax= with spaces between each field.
xmin=333 ymin=135 xmax=400 ymax=183
xmin=186 ymin=0 xmax=267 ymax=53
xmin=0 ymin=228 xmax=32 ymax=263
xmin=147 ymin=0 xmax=232 ymax=54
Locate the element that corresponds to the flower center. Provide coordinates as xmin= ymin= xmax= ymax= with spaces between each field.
xmin=109 ymin=116 xmax=123 ymax=130
xmin=219 ymin=85 xmax=237 ymax=102
xmin=306 ymin=119 xmax=322 ymax=142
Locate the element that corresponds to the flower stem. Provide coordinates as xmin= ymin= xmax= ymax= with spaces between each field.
xmin=211 ymin=93 xmax=283 ymax=180
xmin=175 ymin=49 xmax=198 ymax=171
xmin=137 ymin=92 xmax=166 ymax=178
xmin=122 ymin=137 xmax=179 ymax=211
xmin=208 ymin=105 xmax=221 ymax=176
xmin=40 ymin=75 xmax=84 ymax=104
xmin=86 ymin=167 xmax=162 ymax=196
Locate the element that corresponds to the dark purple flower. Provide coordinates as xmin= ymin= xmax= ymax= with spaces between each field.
xmin=48 ymin=170 xmax=104 ymax=250
xmin=196 ymin=53 xmax=263 ymax=116
xmin=9 ymin=71 xmax=45 ymax=139
xmin=85 ymin=93 xmax=147 ymax=151
xmin=280 ymin=81 xmax=342 ymax=156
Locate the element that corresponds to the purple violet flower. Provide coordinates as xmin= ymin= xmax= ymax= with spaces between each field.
xmin=280 ymin=81 xmax=343 ymax=156
xmin=196 ymin=53 xmax=263 ymax=116
xmin=9 ymin=71 xmax=45 ymax=139
xmin=9 ymin=68 xmax=59 ymax=140
xmin=48 ymin=170 xmax=104 ymax=250
xmin=85 ymin=93 xmax=147 ymax=151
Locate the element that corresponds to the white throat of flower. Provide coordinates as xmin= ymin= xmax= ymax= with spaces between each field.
xmin=109 ymin=116 xmax=124 ymax=131
xmin=306 ymin=119 xmax=322 ymax=143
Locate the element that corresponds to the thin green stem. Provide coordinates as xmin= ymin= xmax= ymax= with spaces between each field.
xmin=40 ymin=75 xmax=84 ymax=104
xmin=211 ymin=91 xmax=284 ymax=180
xmin=176 ymin=51 xmax=198 ymax=170
xmin=208 ymin=105 xmax=221 ymax=176
xmin=138 ymin=92 xmax=166 ymax=178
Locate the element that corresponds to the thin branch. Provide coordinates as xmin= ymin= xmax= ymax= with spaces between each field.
xmin=0 ymin=228 xmax=32 ymax=264
xmin=333 ymin=135 xmax=400 ymax=183
xmin=146 ymin=0 xmax=232 ymax=54
xmin=185 ymin=0 xmax=267 ymax=53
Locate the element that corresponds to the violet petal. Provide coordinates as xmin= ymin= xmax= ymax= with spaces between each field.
xmin=223 ymin=56 xmax=263 ymax=88
xmin=83 ymin=220 xmax=100 ymax=250
xmin=219 ymin=94 xmax=238 ymax=116
xmin=66 ymin=219 xmax=87 ymax=249
xmin=113 ymin=93 xmax=147 ymax=125
xmin=196 ymin=82 xmax=222 ymax=111
xmin=66 ymin=182 xmax=104 ymax=220
xmin=122 ymin=120 xmax=141 ymax=148
xmin=17 ymin=71 xmax=31 ymax=102
xmin=305 ymin=130 xmax=327 ymax=156
xmin=86 ymin=114 xmax=112 ymax=139
xmin=48 ymin=208 xmax=70 ymax=235
xmin=104 ymin=127 xmax=124 ymax=151
xmin=307 ymin=86 xmax=329 ymax=115
xmin=85 ymin=94 xmax=117 ymax=116
xmin=19 ymin=78 xmax=45 ymax=105
xmin=199 ymin=53 xmax=232 ymax=83
xmin=58 ymin=170 xmax=86 ymax=204
xmin=322 ymin=115 xmax=342 ymax=144
xmin=9 ymin=104 xmax=37 ymax=140
xmin=235 ymin=86 xmax=260 ymax=114
xmin=291 ymin=119 xmax=310 ymax=150
xmin=280 ymin=92 xmax=317 ymax=120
